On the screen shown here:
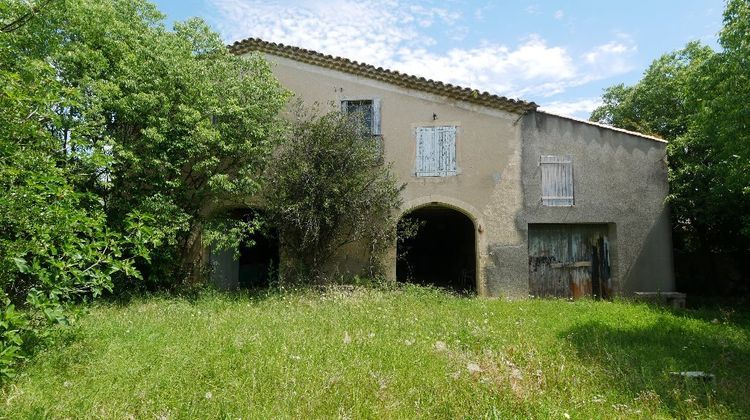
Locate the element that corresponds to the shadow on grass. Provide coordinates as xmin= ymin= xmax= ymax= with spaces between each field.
xmin=561 ymin=314 xmax=750 ymax=415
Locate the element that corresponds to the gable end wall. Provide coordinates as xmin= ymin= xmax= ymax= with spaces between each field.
xmin=518 ymin=111 xmax=674 ymax=294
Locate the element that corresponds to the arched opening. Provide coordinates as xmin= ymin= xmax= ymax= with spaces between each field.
xmin=212 ymin=209 xmax=279 ymax=290
xmin=238 ymin=233 xmax=278 ymax=289
xmin=235 ymin=209 xmax=279 ymax=289
xmin=396 ymin=205 xmax=476 ymax=293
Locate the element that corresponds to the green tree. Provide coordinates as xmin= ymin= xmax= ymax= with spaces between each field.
xmin=591 ymin=0 xmax=750 ymax=292
xmin=3 ymin=0 xmax=288 ymax=285
xmin=0 ymin=0 xmax=161 ymax=378
xmin=0 ymin=0 xmax=288 ymax=376
xmin=99 ymin=17 xmax=289 ymax=284
xmin=669 ymin=0 xmax=750 ymax=249
xmin=589 ymin=42 xmax=713 ymax=140
xmin=263 ymin=106 xmax=404 ymax=281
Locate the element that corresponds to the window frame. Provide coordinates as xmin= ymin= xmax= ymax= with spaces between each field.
xmin=340 ymin=98 xmax=381 ymax=136
xmin=340 ymin=97 xmax=384 ymax=162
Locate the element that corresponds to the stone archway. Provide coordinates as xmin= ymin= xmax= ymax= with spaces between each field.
xmin=237 ymin=219 xmax=279 ymax=288
xmin=397 ymin=204 xmax=477 ymax=293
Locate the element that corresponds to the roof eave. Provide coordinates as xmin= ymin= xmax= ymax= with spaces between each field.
xmin=229 ymin=37 xmax=538 ymax=115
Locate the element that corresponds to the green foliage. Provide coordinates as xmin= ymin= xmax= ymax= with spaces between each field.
xmin=1 ymin=287 xmax=748 ymax=417
xmin=264 ymin=106 xmax=404 ymax=281
xmin=590 ymin=42 xmax=713 ymax=139
xmin=101 ymin=16 xmax=288 ymax=284
xmin=0 ymin=0 xmax=288 ymax=378
xmin=670 ymin=0 xmax=750 ymax=247
xmin=0 ymin=297 xmax=27 ymax=379
xmin=0 ymin=0 xmax=153 ymax=379
xmin=591 ymin=0 xmax=750 ymax=261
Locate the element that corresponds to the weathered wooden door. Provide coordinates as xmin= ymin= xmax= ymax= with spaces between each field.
xmin=528 ymin=224 xmax=612 ymax=298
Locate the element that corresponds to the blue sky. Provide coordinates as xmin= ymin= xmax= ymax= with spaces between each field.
xmin=152 ymin=0 xmax=723 ymax=118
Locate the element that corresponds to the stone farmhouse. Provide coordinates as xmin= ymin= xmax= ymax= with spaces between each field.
xmin=211 ymin=38 xmax=675 ymax=299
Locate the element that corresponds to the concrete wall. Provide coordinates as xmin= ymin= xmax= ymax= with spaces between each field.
xmin=518 ymin=111 xmax=675 ymax=294
xmin=222 ymin=52 xmax=675 ymax=297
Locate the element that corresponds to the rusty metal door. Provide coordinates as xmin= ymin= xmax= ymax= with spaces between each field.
xmin=528 ymin=224 xmax=612 ymax=299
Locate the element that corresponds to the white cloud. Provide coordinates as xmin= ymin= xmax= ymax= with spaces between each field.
xmin=447 ymin=25 xmax=470 ymax=41
xmin=212 ymin=0 xmax=436 ymax=65
xmin=584 ymin=42 xmax=634 ymax=63
xmin=539 ymin=98 xmax=603 ymax=119
xmin=474 ymin=3 xmax=494 ymax=21
xmin=390 ymin=35 xmax=577 ymax=98
xmin=554 ymin=10 xmax=564 ymax=20
xmin=209 ymin=0 xmax=637 ymax=105
xmin=581 ymin=37 xmax=638 ymax=79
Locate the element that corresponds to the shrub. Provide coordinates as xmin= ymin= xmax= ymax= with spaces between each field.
xmin=263 ymin=105 xmax=404 ymax=282
xmin=0 ymin=0 xmax=287 ymax=378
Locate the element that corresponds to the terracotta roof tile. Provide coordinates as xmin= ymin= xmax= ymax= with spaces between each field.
xmin=229 ymin=38 xmax=538 ymax=114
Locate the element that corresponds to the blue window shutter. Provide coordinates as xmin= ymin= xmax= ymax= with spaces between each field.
xmin=440 ymin=126 xmax=457 ymax=174
xmin=416 ymin=127 xmax=430 ymax=176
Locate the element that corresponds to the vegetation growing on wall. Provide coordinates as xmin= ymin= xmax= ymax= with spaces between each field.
xmin=263 ymin=106 xmax=404 ymax=281
xmin=590 ymin=0 xmax=750 ymax=295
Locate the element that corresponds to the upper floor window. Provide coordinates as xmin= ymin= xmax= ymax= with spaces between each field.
xmin=540 ymin=155 xmax=574 ymax=206
xmin=416 ymin=125 xmax=457 ymax=177
xmin=341 ymin=99 xmax=381 ymax=136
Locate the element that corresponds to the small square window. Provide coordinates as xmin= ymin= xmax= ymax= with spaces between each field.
xmin=540 ymin=155 xmax=574 ymax=206
xmin=341 ymin=99 xmax=381 ymax=136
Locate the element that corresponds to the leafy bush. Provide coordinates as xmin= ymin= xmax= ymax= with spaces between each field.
xmin=264 ymin=106 xmax=404 ymax=281
xmin=590 ymin=0 xmax=750 ymax=293
xmin=0 ymin=299 xmax=27 ymax=379
xmin=0 ymin=0 xmax=287 ymax=378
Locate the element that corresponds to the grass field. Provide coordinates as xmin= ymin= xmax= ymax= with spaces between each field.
xmin=1 ymin=285 xmax=749 ymax=418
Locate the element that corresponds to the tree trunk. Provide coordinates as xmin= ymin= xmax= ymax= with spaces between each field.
xmin=178 ymin=221 xmax=206 ymax=286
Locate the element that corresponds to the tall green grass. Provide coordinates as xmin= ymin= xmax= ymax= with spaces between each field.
xmin=2 ymin=285 xmax=748 ymax=418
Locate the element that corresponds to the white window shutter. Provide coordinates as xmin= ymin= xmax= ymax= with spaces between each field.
xmin=372 ymin=98 xmax=381 ymax=135
xmin=429 ymin=127 xmax=439 ymax=174
xmin=415 ymin=127 xmax=423 ymax=174
xmin=439 ymin=126 xmax=457 ymax=174
xmin=416 ymin=127 xmax=431 ymax=176
xmin=540 ymin=155 xmax=574 ymax=206
xmin=416 ymin=126 xmax=457 ymax=177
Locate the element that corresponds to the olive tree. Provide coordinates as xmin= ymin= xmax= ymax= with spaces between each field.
xmin=263 ymin=106 xmax=404 ymax=282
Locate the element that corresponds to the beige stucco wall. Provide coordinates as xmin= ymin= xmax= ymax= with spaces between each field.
xmin=519 ymin=112 xmax=675 ymax=294
xmin=217 ymin=52 xmax=675 ymax=298
xmin=256 ymin=53 xmax=526 ymax=296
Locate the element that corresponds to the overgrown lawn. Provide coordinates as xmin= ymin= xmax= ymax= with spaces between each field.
xmin=2 ymin=286 xmax=748 ymax=418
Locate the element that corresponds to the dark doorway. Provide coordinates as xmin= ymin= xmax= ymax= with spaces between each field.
xmin=397 ymin=206 xmax=476 ymax=293
xmin=234 ymin=210 xmax=279 ymax=289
